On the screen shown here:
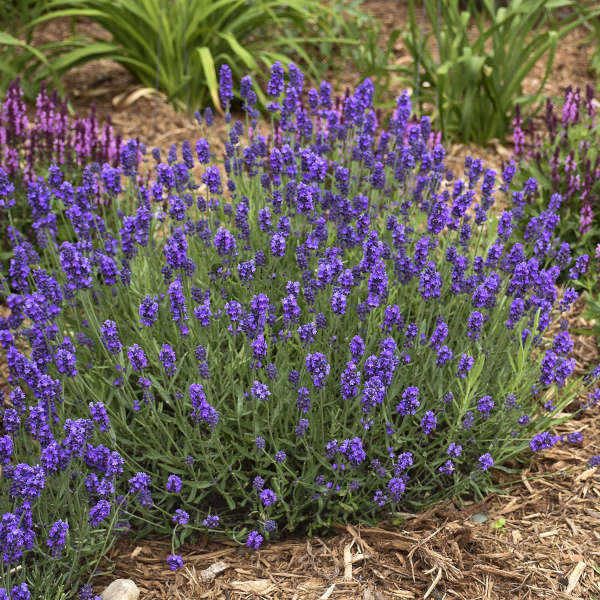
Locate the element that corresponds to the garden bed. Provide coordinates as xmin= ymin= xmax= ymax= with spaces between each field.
xmin=95 ymin=444 xmax=600 ymax=600
xmin=2 ymin=2 xmax=600 ymax=599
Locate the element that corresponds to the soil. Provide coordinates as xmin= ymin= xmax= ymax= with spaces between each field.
xmin=2 ymin=2 xmax=600 ymax=598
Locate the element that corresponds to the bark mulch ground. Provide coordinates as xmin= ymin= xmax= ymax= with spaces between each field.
xmin=95 ymin=457 xmax=600 ymax=599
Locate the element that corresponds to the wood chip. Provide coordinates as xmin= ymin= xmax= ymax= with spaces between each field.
xmin=512 ymin=529 xmax=523 ymax=544
xmin=345 ymin=524 xmax=375 ymax=555
xmin=496 ymin=497 xmax=521 ymax=515
xmin=230 ymin=579 xmax=275 ymax=594
xmin=356 ymin=527 xmax=417 ymax=544
xmin=521 ymin=473 xmax=535 ymax=494
xmin=199 ymin=561 xmax=229 ymax=583
xmin=539 ymin=530 xmax=559 ymax=539
xmin=575 ymin=468 xmax=597 ymax=483
xmin=565 ymin=561 xmax=586 ymax=594
xmin=378 ymin=539 xmax=413 ymax=552
xmin=319 ymin=584 xmax=336 ymax=599
xmin=184 ymin=549 xmax=234 ymax=562
xmin=565 ymin=517 xmax=579 ymax=535
xmin=472 ymin=564 xmax=523 ymax=581
xmin=343 ymin=543 xmax=353 ymax=582
xmin=423 ymin=567 xmax=442 ymax=600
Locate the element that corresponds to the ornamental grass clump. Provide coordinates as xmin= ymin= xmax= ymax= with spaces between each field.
xmin=29 ymin=0 xmax=361 ymax=115
xmin=512 ymin=85 xmax=600 ymax=265
xmin=400 ymin=0 xmax=587 ymax=144
xmin=1 ymin=63 xmax=599 ymax=595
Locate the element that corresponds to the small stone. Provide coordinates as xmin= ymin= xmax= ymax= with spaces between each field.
xmin=200 ymin=560 xmax=230 ymax=582
xmin=471 ymin=513 xmax=488 ymax=524
xmin=101 ymin=579 xmax=140 ymax=600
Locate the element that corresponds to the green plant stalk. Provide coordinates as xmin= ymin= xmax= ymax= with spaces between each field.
xmin=400 ymin=0 xmax=595 ymax=144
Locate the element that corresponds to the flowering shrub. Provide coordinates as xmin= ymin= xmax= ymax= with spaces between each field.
xmin=0 ymin=78 xmax=128 ymax=267
xmin=512 ymin=85 xmax=600 ymax=267
xmin=1 ymin=63 xmax=599 ymax=595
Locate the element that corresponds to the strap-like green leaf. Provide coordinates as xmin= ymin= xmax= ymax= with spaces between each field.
xmin=38 ymin=41 xmax=119 ymax=74
xmin=196 ymin=46 xmax=221 ymax=114
xmin=217 ymin=32 xmax=259 ymax=71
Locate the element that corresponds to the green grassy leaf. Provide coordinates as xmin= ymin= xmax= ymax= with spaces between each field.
xmin=196 ymin=46 xmax=221 ymax=113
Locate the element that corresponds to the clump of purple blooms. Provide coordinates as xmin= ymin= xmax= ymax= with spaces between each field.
xmin=513 ymin=85 xmax=599 ymax=262
xmin=1 ymin=63 xmax=599 ymax=596
xmin=0 ymin=80 xmax=121 ymax=182
xmin=0 ymin=79 xmax=128 ymax=263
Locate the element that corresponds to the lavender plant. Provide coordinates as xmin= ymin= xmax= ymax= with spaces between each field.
xmin=1 ymin=63 xmax=599 ymax=595
xmin=0 ymin=80 xmax=121 ymax=182
xmin=512 ymin=85 xmax=600 ymax=269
